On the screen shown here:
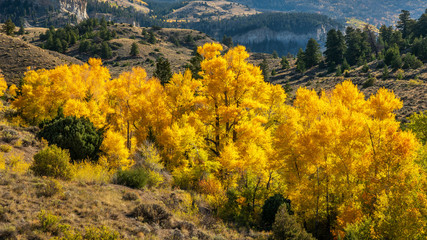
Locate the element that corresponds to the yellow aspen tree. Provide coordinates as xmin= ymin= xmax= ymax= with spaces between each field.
xmin=275 ymin=80 xmax=427 ymax=238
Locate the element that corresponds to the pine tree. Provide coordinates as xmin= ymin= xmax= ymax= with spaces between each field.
xmin=130 ymin=42 xmax=139 ymax=57
xmin=325 ymin=29 xmax=346 ymax=67
xmin=304 ymin=38 xmax=322 ymax=68
xmin=397 ymin=10 xmax=416 ymax=39
xmin=101 ymin=42 xmax=112 ymax=59
xmin=296 ymin=48 xmax=306 ymax=73
xmin=222 ymin=35 xmax=233 ymax=48
xmin=148 ymin=31 xmax=156 ymax=44
xmin=18 ymin=23 xmax=25 ymax=35
xmin=2 ymin=19 xmax=15 ymax=36
xmin=281 ymin=56 xmax=290 ymax=69
xmin=259 ymin=58 xmax=270 ymax=82
xmin=154 ymin=57 xmax=172 ymax=85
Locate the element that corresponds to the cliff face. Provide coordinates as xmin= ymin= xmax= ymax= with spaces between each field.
xmin=232 ymin=25 xmax=328 ymax=55
xmin=58 ymin=0 xmax=88 ymax=21
xmin=31 ymin=0 xmax=88 ymax=22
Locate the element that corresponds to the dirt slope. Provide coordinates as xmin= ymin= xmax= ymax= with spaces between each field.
xmin=0 ymin=33 xmax=83 ymax=84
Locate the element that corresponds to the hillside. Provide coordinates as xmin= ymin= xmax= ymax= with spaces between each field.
xmin=0 ymin=170 xmax=259 ymax=239
xmin=187 ymin=12 xmax=344 ymax=55
xmin=166 ymin=0 xmax=258 ymax=22
xmin=23 ymin=23 xmax=216 ymax=78
xmin=230 ymin=0 xmax=427 ymax=26
xmin=0 ymin=33 xmax=83 ymax=85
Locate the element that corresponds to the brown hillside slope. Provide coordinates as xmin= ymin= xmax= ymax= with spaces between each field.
xmin=0 ymin=33 xmax=83 ymax=84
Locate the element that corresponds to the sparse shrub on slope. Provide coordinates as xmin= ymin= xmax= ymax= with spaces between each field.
xmin=31 ymin=145 xmax=73 ymax=180
xmin=38 ymin=116 xmax=103 ymax=162
xmin=116 ymin=167 xmax=149 ymax=189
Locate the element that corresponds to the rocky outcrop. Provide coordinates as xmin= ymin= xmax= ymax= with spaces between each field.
xmin=58 ymin=0 xmax=88 ymax=21
xmin=232 ymin=25 xmax=329 ymax=55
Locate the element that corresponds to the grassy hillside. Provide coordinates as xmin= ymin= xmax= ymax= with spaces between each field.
xmin=0 ymin=32 xmax=82 ymax=85
xmin=21 ymin=22 xmax=215 ymax=78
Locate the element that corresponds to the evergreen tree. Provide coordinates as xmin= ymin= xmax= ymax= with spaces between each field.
xmin=384 ymin=44 xmax=401 ymax=69
xmin=2 ymin=18 xmax=15 ymax=36
xmin=414 ymin=11 xmax=427 ymax=37
xmin=382 ymin=65 xmax=389 ymax=79
xmin=101 ymin=42 xmax=112 ymax=59
xmin=345 ymin=27 xmax=370 ymax=66
xmin=281 ymin=56 xmax=290 ymax=69
xmin=296 ymin=48 xmax=306 ymax=73
xmin=304 ymin=38 xmax=322 ymax=68
xmin=272 ymin=50 xmax=279 ymax=59
xmin=397 ymin=10 xmax=416 ymax=39
xmin=148 ymin=31 xmax=156 ymax=44
xmin=54 ymin=38 xmax=63 ymax=53
xmin=130 ymin=42 xmax=139 ymax=57
xmin=342 ymin=59 xmax=350 ymax=71
xmin=18 ymin=23 xmax=25 ymax=35
xmin=325 ymin=29 xmax=346 ymax=67
xmin=259 ymin=58 xmax=270 ymax=82
xmin=187 ymin=50 xmax=203 ymax=79
xmin=154 ymin=57 xmax=172 ymax=85
xmin=222 ymin=35 xmax=233 ymax=48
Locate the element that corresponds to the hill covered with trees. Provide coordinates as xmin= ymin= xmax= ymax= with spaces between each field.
xmin=231 ymin=0 xmax=427 ymax=26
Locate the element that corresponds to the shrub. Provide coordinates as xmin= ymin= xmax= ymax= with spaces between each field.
xmin=0 ymin=144 xmax=12 ymax=153
xmin=116 ymin=167 xmax=149 ymax=189
xmin=7 ymin=153 xmax=29 ymax=174
xmin=362 ymin=77 xmax=376 ymax=88
xmin=261 ymin=194 xmax=292 ymax=230
xmin=2 ymin=129 xmax=19 ymax=143
xmin=272 ymin=205 xmax=314 ymax=240
xmin=122 ymin=191 xmax=139 ymax=201
xmin=36 ymin=178 xmax=63 ymax=198
xmin=396 ymin=69 xmax=404 ymax=80
xmin=38 ymin=116 xmax=103 ymax=162
xmin=38 ymin=210 xmax=61 ymax=234
xmin=72 ymin=161 xmax=113 ymax=184
xmin=402 ymin=53 xmax=423 ymax=69
xmin=361 ymin=63 xmax=369 ymax=73
xmin=83 ymin=226 xmax=120 ymax=239
xmin=31 ymin=145 xmax=73 ymax=180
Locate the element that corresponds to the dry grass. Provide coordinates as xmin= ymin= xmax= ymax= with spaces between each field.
xmin=0 ymin=33 xmax=83 ymax=85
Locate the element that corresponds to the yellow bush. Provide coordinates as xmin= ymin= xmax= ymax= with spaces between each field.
xmin=72 ymin=161 xmax=114 ymax=184
xmin=14 ymin=139 xmax=23 ymax=148
xmin=0 ymin=153 xmax=5 ymax=170
xmin=0 ymin=144 xmax=12 ymax=152
xmin=7 ymin=153 xmax=29 ymax=174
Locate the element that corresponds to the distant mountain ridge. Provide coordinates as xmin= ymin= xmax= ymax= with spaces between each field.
xmin=230 ymin=0 xmax=427 ymax=26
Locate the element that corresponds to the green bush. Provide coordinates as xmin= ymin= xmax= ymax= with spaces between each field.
xmin=116 ymin=167 xmax=149 ymax=189
xmin=261 ymin=194 xmax=292 ymax=230
xmin=31 ymin=145 xmax=73 ymax=180
xmin=38 ymin=116 xmax=103 ymax=162
xmin=402 ymin=53 xmax=423 ymax=69
xmin=272 ymin=205 xmax=314 ymax=240
xmin=362 ymin=77 xmax=376 ymax=88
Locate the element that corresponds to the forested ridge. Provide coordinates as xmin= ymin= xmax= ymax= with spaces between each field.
xmin=231 ymin=0 xmax=427 ymax=26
